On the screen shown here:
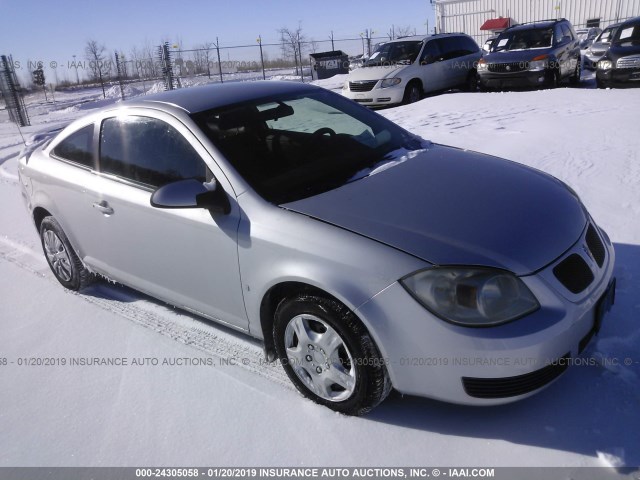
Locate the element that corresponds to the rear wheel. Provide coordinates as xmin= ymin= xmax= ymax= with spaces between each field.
xmin=273 ymin=294 xmax=391 ymax=415
xmin=403 ymin=81 xmax=422 ymax=104
xmin=39 ymin=216 xmax=93 ymax=290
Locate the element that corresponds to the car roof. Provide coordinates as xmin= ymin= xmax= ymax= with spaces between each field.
xmin=619 ymin=15 xmax=640 ymax=27
xmin=121 ymin=81 xmax=321 ymax=114
xmin=506 ymin=19 xmax=564 ymax=32
xmin=384 ymin=33 xmax=467 ymax=44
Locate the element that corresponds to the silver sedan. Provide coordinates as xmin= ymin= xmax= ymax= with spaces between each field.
xmin=18 ymin=81 xmax=615 ymax=415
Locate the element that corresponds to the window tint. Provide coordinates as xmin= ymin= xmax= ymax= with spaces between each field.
xmin=459 ymin=36 xmax=480 ymax=54
xmin=554 ymin=24 xmax=564 ymax=43
xmin=420 ymin=41 xmax=441 ymax=64
xmin=438 ymin=37 xmax=461 ymax=60
xmin=438 ymin=36 xmax=476 ymax=60
xmin=99 ymin=116 xmax=208 ymax=188
xmin=561 ymin=24 xmax=574 ymax=40
xmin=52 ymin=124 xmax=94 ymax=168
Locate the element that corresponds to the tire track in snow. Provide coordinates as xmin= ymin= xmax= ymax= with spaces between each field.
xmin=0 ymin=234 xmax=293 ymax=390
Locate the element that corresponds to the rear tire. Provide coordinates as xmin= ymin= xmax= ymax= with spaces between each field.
xmin=403 ymin=81 xmax=422 ymax=104
xmin=273 ymin=294 xmax=391 ymax=415
xmin=39 ymin=216 xmax=93 ymax=291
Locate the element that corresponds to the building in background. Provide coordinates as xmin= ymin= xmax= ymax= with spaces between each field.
xmin=432 ymin=0 xmax=640 ymax=43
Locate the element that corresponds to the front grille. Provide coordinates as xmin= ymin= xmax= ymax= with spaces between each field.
xmin=553 ymin=254 xmax=594 ymax=294
xmin=586 ymin=224 xmax=605 ymax=267
xmin=488 ymin=62 xmax=528 ymax=73
xmin=349 ymin=80 xmax=377 ymax=92
xmin=462 ymin=353 xmax=570 ymax=399
xmin=617 ymin=55 xmax=640 ymax=69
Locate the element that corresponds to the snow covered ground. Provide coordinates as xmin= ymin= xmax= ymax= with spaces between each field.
xmin=0 ymin=74 xmax=639 ymax=469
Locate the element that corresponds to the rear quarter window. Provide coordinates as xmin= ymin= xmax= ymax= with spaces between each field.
xmin=51 ymin=124 xmax=95 ymax=168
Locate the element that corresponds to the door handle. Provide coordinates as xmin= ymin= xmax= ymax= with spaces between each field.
xmin=92 ymin=201 xmax=114 ymax=215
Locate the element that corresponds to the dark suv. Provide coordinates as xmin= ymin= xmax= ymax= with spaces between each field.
xmin=596 ymin=16 xmax=640 ymax=88
xmin=478 ymin=18 xmax=581 ymax=89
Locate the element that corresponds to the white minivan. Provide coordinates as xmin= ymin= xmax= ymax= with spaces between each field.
xmin=342 ymin=33 xmax=482 ymax=106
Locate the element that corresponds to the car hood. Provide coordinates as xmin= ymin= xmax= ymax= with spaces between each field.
xmin=587 ymin=41 xmax=611 ymax=56
xmin=283 ymin=145 xmax=586 ymax=276
xmin=607 ymin=42 xmax=640 ymax=60
xmin=484 ymin=49 xmax=553 ymax=63
xmin=348 ymin=65 xmax=405 ymax=81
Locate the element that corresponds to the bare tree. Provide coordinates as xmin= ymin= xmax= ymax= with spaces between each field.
xmin=278 ymin=23 xmax=307 ymax=75
xmin=395 ymin=25 xmax=415 ymax=38
xmin=85 ymin=39 xmax=107 ymax=97
xmin=195 ymin=42 xmax=215 ymax=78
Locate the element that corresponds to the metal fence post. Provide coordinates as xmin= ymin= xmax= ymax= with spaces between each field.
xmin=258 ymin=35 xmax=266 ymax=80
xmin=215 ymin=37 xmax=223 ymax=83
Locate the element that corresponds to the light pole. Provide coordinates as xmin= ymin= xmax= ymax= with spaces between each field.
xmin=72 ymin=54 xmax=80 ymax=84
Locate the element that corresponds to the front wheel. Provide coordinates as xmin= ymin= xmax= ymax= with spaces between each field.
xmin=570 ymin=58 xmax=581 ymax=85
xmin=546 ymin=69 xmax=560 ymax=88
xmin=462 ymin=70 xmax=478 ymax=92
xmin=403 ymin=82 xmax=422 ymax=104
xmin=274 ymin=294 xmax=391 ymax=415
xmin=39 ymin=216 xmax=93 ymax=290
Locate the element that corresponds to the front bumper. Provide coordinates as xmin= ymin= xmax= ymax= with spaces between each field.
xmin=596 ymin=67 xmax=640 ymax=87
xmin=342 ymin=82 xmax=405 ymax=106
xmin=356 ymin=222 xmax=616 ymax=405
xmin=584 ymin=53 xmax=605 ymax=70
xmin=479 ymin=70 xmax=549 ymax=89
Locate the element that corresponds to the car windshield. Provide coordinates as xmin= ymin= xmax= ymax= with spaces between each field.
xmin=191 ymin=89 xmax=422 ymax=204
xmin=614 ymin=23 xmax=640 ymax=46
xmin=493 ymin=28 xmax=553 ymax=51
xmin=365 ymin=41 xmax=423 ymax=66
xmin=596 ymin=26 xmax=617 ymax=43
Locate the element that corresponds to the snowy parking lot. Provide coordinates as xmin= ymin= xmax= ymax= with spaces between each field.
xmin=0 ymin=77 xmax=638 ymax=468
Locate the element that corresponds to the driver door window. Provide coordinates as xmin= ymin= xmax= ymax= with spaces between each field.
xmin=420 ymin=41 xmax=441 ymax=65
xmin=99 ymin=116 xmax=209 ymax=188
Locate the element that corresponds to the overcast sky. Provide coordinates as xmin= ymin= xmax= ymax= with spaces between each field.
xmin=1 ymin=0 xmax=436 ymax=84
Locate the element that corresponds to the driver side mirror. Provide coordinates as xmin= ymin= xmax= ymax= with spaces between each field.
xmin=150 ymin=178 xmax=231 ymax=215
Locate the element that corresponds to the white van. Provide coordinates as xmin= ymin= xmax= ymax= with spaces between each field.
xmin=342 ymin=33 xmax=482 ymax=106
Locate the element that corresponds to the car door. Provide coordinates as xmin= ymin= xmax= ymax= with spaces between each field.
xmin=86 ymin=110 xmax=248 ymax=331
xmin=418 ymin=39 xmax=445 ymax=92
xmin=438 ymin=36 xmax=468 ymax=87
xmin=45 ymin=122 xmax=107 ymax=263
xmin=555 ymin=23 xmax=577 ymax=77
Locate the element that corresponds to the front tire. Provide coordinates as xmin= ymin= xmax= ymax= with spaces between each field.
xmin=39 ymin=216 xmax=93 ymax=290
xmin=274 ymin=294 xmax=391 ymax=415
xmin=403 ymin=81 xmax=422 ymax=104
xmin=570 ymin=58 xmax=581 ymax=85
xmin=546 ymin=69 xmax=560 ymax=88
xmin=462 ymin=70 xmax=478 ymax=92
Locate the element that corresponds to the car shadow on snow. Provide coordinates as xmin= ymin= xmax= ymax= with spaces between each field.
xmin=366 ymin=242 xmax=640 ymax=468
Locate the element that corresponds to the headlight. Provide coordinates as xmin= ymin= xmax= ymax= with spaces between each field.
xmin=528 ymin=54 xmax=548 ymax=71
xmin=598 ymin=60 xmax=612 ymax=70
xmin=401 ymin=267 xmax=539 ymax=327
xmin=477 ymin=60 xmax=488 ymax=72
xmin=528 ymin=60 xmax=547 ymax=71
xmin=343 ymin=81 xmax=349 ymax=90
xmin=380 ymin=78 xmax=401 ymax=88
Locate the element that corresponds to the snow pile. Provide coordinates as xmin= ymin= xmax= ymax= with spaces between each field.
xmin=310 ymin=73 xmax=348 ymax=91
xmin=0 ymin=82 xmax=639 ymax=468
